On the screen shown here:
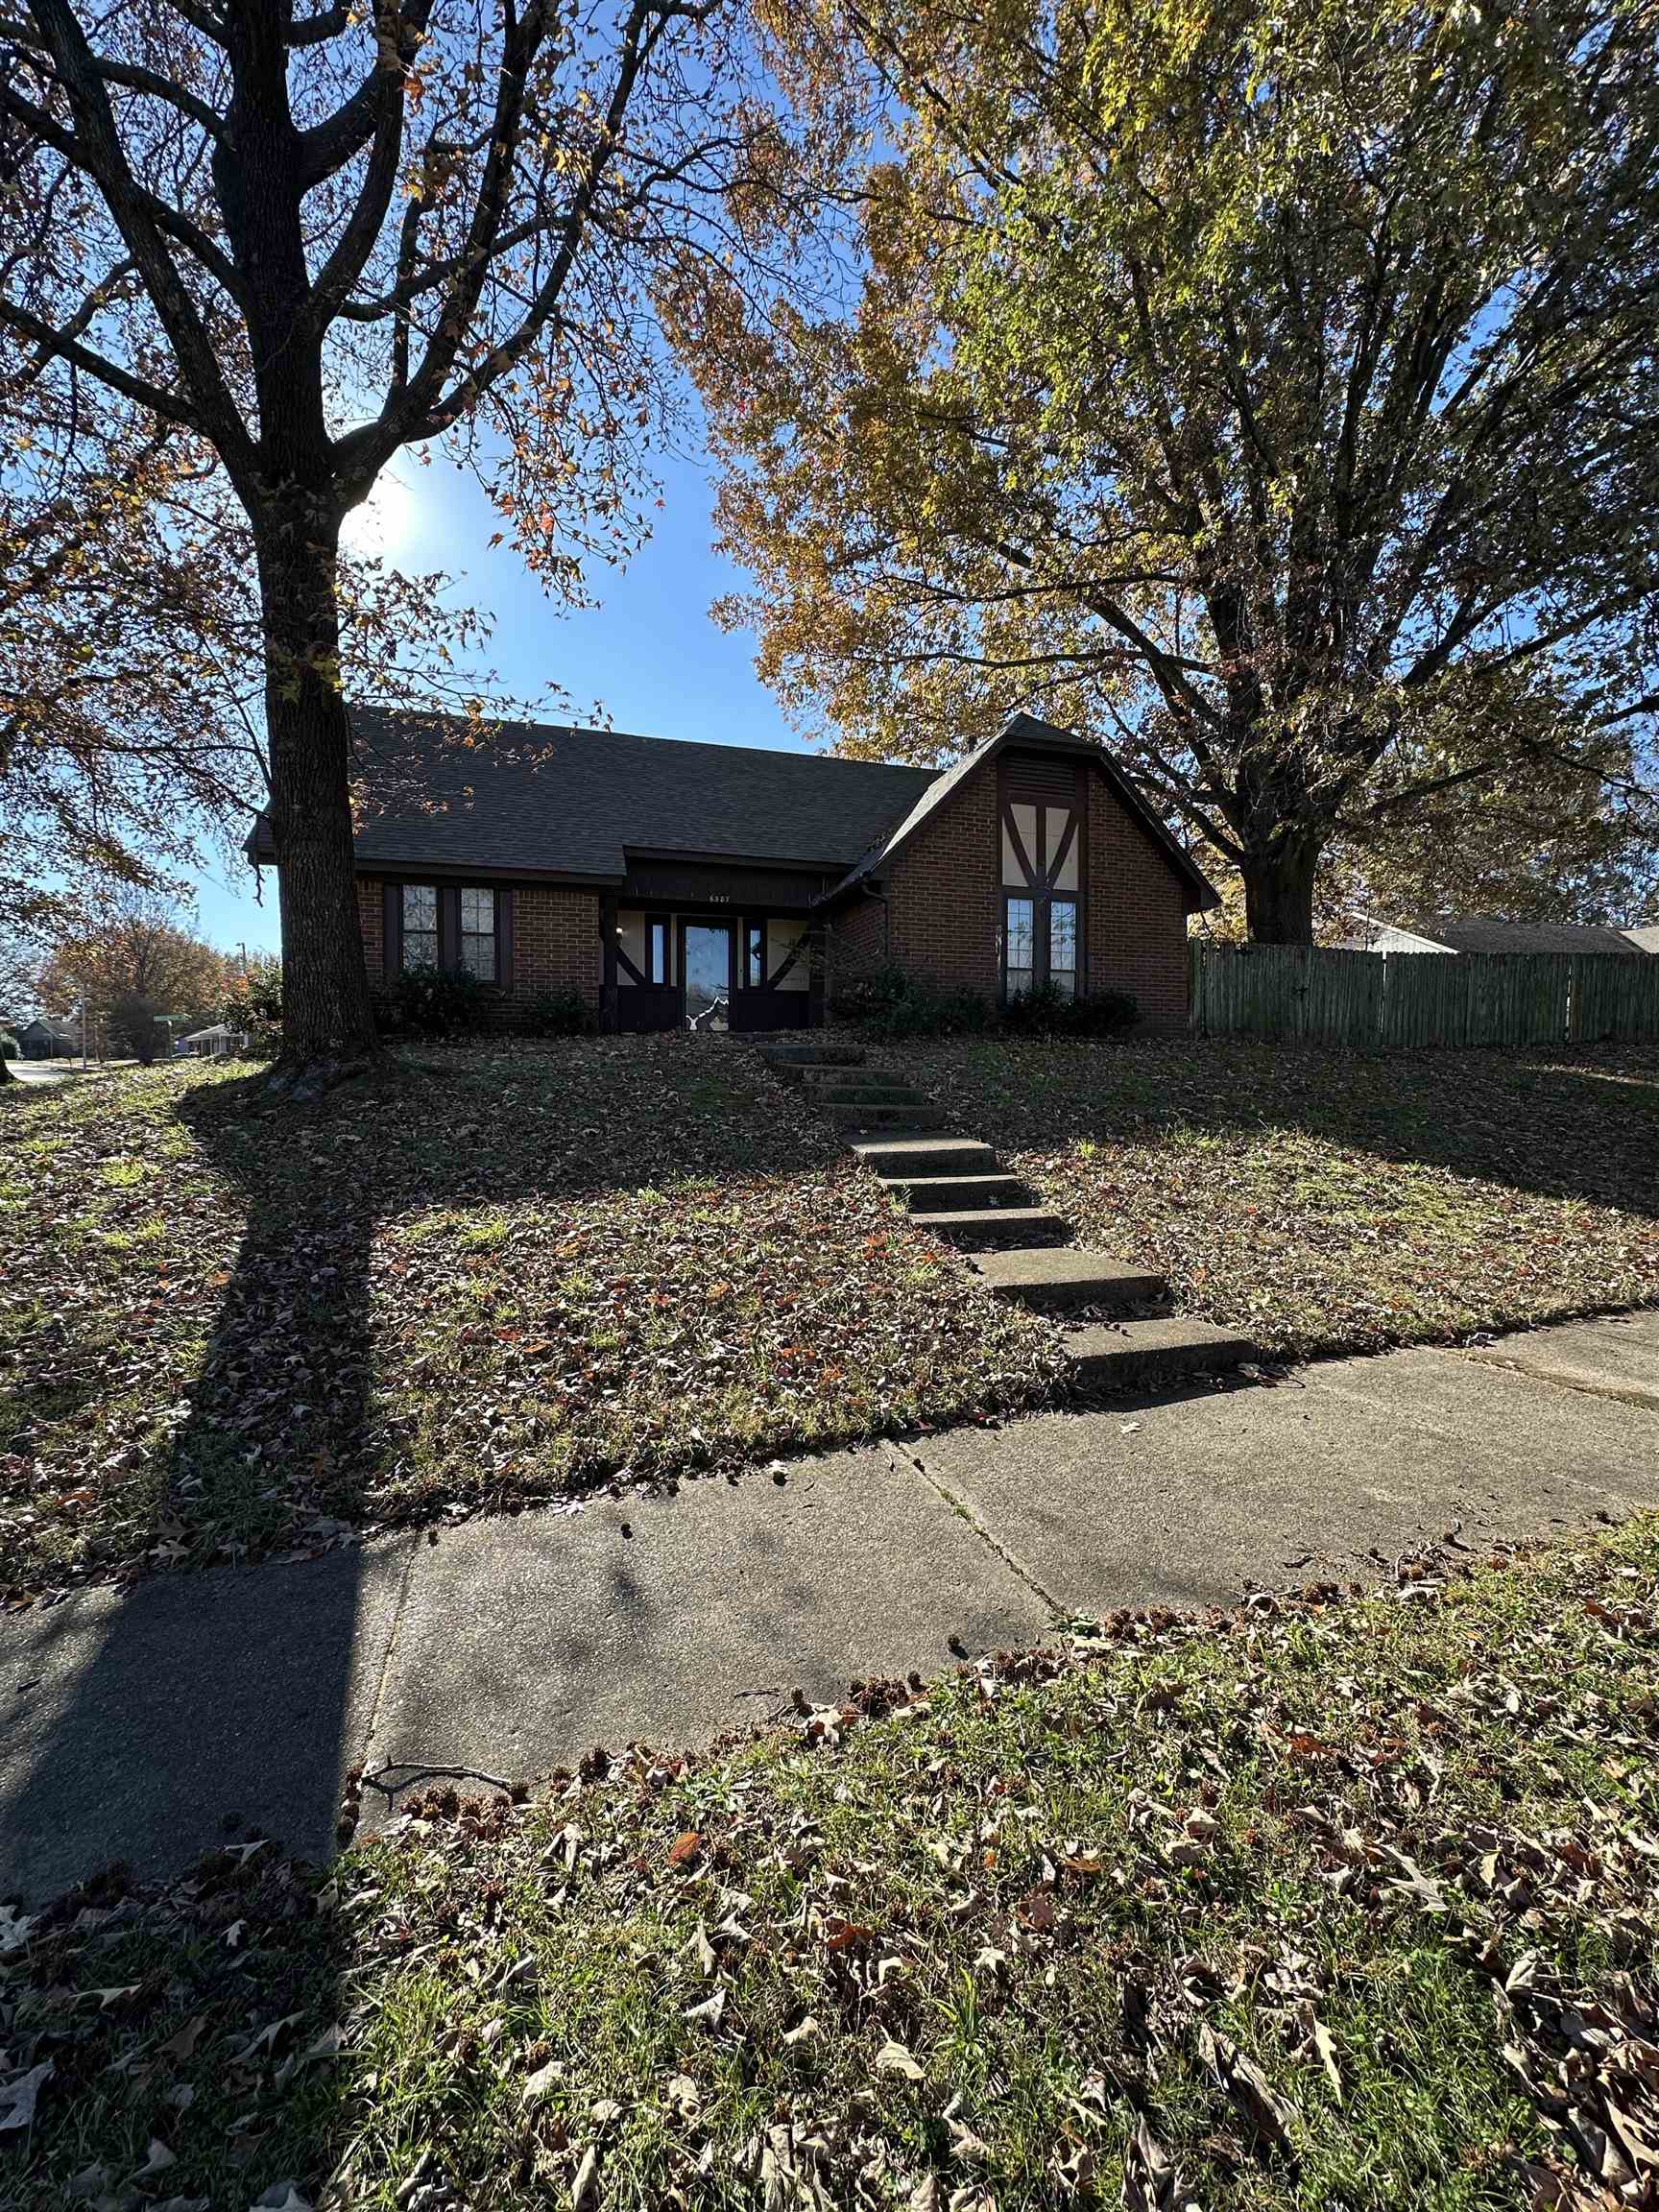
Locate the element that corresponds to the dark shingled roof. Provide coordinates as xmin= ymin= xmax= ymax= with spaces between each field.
xmin=248 ymin=705 xmax=1217 ymax=911
xmin=1403 ymin=915 xmax=1646 ymax=958
xmin=248 ymin=706 xmax=939 ymax=879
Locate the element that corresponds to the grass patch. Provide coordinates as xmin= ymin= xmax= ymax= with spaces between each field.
xmin=902 ymin=1037 xmax=1659 ymax=1359
xmin=0 ymin=1044 xmax=1061 ymax=1599
xmin=4 ymin=1521 xmax=1655 ymax=2208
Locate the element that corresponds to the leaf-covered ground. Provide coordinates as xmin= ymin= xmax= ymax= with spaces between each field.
xmin=903 ymin=1038 xmax=1659 ymax=1361
xmin=5 ymin=1521 xmax=1656 ymax=2210
xmin=0 ymin=1046 xmax=1060 ymax=1600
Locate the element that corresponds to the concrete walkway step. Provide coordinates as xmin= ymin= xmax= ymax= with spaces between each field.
xmin=1066 ymin=1315 xmax=1257 ymax=1388
xmin=823 ymin=1101 xmax=946 ymax=1129
xmin=811 ymin=1084 xmax=930 ymax=1108
xmin=974 ymin=1247 xmax=1169 ymax=1313
xmin=922 ymin=1205 xmax=1070 ymax=1249
xmin=765 ymin=1044 xmax=866 ymax=1077
xmin=882 ymin=1171 xmax=1032 ymax=1213
xmin=850 ymin=1135 xmax=998 ymax=1178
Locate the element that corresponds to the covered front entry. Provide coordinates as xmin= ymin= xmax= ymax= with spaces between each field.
xmin=611 ymin=906 xmax=817 ymax=1032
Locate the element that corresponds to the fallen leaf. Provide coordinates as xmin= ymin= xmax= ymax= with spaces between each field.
xmin=0 ymin=2059 xmax=52 ymax=2132
xmin=876 ymin=2039 xmax=925 ymax=2082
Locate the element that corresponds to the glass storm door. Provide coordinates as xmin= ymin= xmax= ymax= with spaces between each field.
xmin=682 ymin=923 xmax=733 ymax=1029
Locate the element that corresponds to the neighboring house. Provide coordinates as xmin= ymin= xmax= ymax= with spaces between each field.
xmin=1342 ymin=912 xmax=1649 ymax=958
xmin=1623 ymin=925 xmax=1659 ymax=956
xmin=247 ymin=709 xmax=1218 ymax=1033
xmin=14 ymin=1016 xmax=77 ymax=1059
xmin=180 ymin=1022 xmax=249 ymax=1058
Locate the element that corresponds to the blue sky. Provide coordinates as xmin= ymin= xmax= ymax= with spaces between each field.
xmin=194 ymin=443 xmax=802 ymax=955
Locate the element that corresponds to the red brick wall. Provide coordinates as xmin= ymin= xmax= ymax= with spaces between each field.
xmin=1084 ymin=781 xmax=1190 ymax=1027
xmin=510 ymin=886 xmax=601 ymax=1006
xmin=879 ymin=766 xmax=1002 ymax=997
xmin=827 ymin=888 xmax=888 ymax=993
xmin=357 ymin=878 xmax=385 ymax=985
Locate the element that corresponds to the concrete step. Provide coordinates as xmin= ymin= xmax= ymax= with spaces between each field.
xmin=821 ymin=1101 xmax=948 ymax=1129
xmin=850 ymin=1135 xmax=998 ymax=1178
xmin=1065 ymin=1316 xmax=1257 ymax=1389
xmin=920 ymin=1206 xmax=1070 ymax=1249
xmin=881 ymin=1171 xmax=1032 ymax=1213
xmin=800 ymin=1061 xmax=892 ymax=1086
xmin=810 ymin=1084 xmax=930 ymax=1107
xmin=765 ymin=1045 xmax=866 ymax=1078
xmin=973 ymin=1247 xmax=1168 ymax=1313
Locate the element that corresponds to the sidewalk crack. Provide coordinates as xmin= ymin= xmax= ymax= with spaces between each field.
xmin=358 ymin=1534 xmax=421 ymax=1767
xmin=891 ymin=1444 xmax=1062 ymax=1615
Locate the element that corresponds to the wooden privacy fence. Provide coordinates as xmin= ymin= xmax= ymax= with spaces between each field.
xmin=1190 ymin=943 xmax=1659 ymax=1049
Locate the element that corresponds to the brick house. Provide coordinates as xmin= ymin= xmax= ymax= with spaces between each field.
xmin=249 ymin=708 xmax=1216 ymax=1031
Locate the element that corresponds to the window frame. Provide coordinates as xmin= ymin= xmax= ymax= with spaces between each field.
xmin=998 ymin=762 xmax=1089 ymax=1004
xmin=647 ymin=915 xmax=671 ymax=986
xmin=458 ymin=885 xmax=498 ymax=984
xmin=400 ymin=882 xmax=439 ymax=972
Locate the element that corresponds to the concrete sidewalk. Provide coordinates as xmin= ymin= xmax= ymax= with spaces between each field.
xmin=4 ymin=1310 xmax=1657 ymax=1903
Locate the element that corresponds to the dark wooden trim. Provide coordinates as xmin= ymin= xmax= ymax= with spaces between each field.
xmin=600 ymin=891 xmax=619 ymax=1031
xmin=1048 ymin=809 xmax=1079 ymax=889
xmin=615 ymin=936 xmax=648 ymax=988
xmin=766 ymin=924 xmax=808 ymax=990
xmin=1002 ymin=799 xmax=1039 ymax=889
xmin=438 ymin=885 xmax=460 ymax=972
xmin=495 ymin=887 xmax=514 ymax=991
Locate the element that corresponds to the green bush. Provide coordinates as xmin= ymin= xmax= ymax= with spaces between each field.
xmin=382 ymin=962 xmax=493 ymax=1038
xmin=832 ymin=965 xmax=991 ymax=1038
xmin=1001 ymin=981 xmax=1138 ymax=1037
xmin=221 ymin=953 xmax=282 ymax=1053
xmin=0 ymin=1032 xmax=17 ymax=1061
xmin=524 ymin=987 xmax=596 ymax=1037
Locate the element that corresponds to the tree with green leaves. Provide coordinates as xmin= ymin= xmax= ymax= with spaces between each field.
xmin=684 ymin=0 xmax=1659 ymax=940
xmin=2 ymin=0 xmax=762 ymax=1081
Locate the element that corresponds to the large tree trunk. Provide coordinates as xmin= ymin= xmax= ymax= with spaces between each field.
xmin=255 ymin=499 xmax=379 ymax=1084
xmin=1240 ymin=838 xmax=1320 ymax=944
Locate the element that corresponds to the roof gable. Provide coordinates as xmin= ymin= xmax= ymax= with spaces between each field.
xmin=821 ymin=711 xmax=1218 ymax=912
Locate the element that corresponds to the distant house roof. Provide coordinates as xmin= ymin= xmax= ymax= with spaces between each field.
xmin=248 ymin=706 xmax=939 ymax=881
xmin=246 ymin=704 xmax=1216 ymax=909
xmin=1623 ymin=925 xmax=1659 ymax=955
xmin=1396 ymin=915 xmax=1646 ymax=958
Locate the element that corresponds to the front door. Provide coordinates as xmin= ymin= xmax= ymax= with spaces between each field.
xmin=681 ymin=921 xmax=733 ymax=1030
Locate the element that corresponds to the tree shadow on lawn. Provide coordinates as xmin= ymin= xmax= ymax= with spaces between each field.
xmin=924 ymin=1037 xmax=1659 ymax=1222
xmin=0 ymin=1042 xmax=862 ymax=1914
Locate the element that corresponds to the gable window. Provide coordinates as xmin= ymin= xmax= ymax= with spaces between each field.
xmin=401 ymin=883 xmax=438 ymax=969
xmin=1004 ymin=897 xmax=1035 ymax=998
xmin=460 ymin=887 xmax=497 ymax=981
xmin=998 ymin=768 xmax=1085 ymax=1001
xmin=1049 ymin=898 xmax=1077 ymax=997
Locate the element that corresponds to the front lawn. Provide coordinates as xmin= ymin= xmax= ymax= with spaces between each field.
xmin=0 ymin=1045 xmax=1060 ymax=1599
xmin=908 ymin=1037 xmax=1659 ymax=1361
xmin=4 ymin=1520 xmax=1655 ymax=2209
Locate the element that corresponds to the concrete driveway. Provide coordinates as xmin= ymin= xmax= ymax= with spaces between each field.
xmin=4 ymin=1309 xmax=1656 ymax=1903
